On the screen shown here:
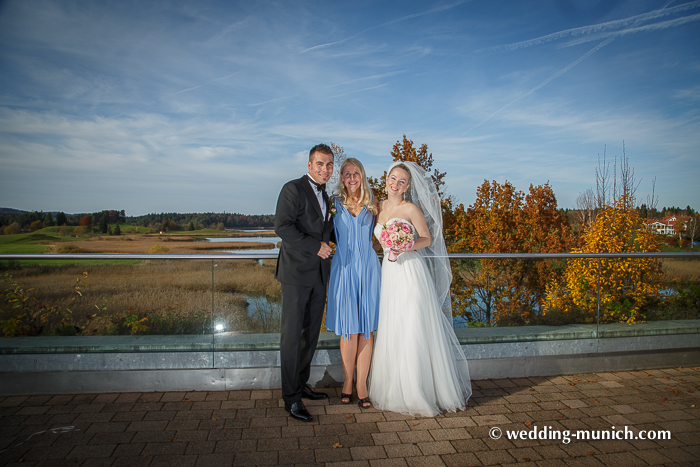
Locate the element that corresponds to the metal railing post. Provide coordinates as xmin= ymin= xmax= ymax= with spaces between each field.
xmin=212 ymin=259 xmax=215 ymax=367
xmin=596 ymin=257 xmax=601 ymax=338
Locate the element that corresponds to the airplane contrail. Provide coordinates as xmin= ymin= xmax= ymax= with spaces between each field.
xmin=486 ymin=0 xmax=699 ymax=52
xmin=561 ymin=12 xmax=700 ymax=47
xmin=463 ymin=37 xmax=615 ymax=136
xmin=170 ymin=72 xmax=239 ymax=96
xmin=248 ymin=95 xmax=298 ymax=107
xmin=330 ymin=84 xmax=387 ymax=99
xmin=298 ymin=0 xmax=470 ymax=54
xmin=107 ymin=72 xmax=239 ymax=119
xmin=324 ymin=70 xmax=408 ymax=89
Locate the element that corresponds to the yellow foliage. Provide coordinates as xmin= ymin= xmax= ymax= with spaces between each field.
xmin=4 ymin=223 xmax=21 ymax=235
xmin=125 ymin=315 xmax=149 ymax=334
xmin=148 ymin=244 xmax=170 ymax=254
xmin=544 ymin=194 xmax=663 ymax=323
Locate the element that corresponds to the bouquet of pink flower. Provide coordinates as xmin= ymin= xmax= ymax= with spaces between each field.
xmin=379 ymin=219 xmax=415 ymax=262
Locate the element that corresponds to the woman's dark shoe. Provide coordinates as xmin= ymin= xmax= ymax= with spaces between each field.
xmin=341 ymin=393 xmax=353 ymax=404
xmin=358 ymin=397 xmax=371 ymax=409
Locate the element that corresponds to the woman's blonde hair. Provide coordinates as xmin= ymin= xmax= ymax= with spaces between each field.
xmin=335 ymin=158 xmax=378 ymax=215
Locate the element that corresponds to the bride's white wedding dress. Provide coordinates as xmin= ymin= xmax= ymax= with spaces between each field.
xmin=368 ymin=219 xmax=471 ymax=417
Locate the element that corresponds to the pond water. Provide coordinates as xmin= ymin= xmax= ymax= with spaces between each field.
xmin=213 ymin=293 xmax=281 ymax=334
xmin=226 ymin=228 xmax=272 ymax=233
xmin=205 ymin=235 xmax=281 ymax=255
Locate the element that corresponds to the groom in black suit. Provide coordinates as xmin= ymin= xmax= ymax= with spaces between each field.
xmin=274 ymin=143 xmax=334 ymax=422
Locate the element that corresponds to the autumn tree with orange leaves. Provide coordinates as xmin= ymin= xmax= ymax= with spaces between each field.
xmin=369 ymin=135 xmax=447 ymax=199
xmin=368 ymin=135 xmax=457 ymax=233
xmin=446 ymin=181 xmax=571 ymax=325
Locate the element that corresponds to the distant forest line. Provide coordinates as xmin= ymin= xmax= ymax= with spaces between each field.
xmin=1 ymin=203 xmax=696 ymax=234
xmin=0 ymin=209 xmax=274 ymax=231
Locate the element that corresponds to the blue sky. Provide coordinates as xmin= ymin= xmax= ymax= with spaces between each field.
xmin=1 ymin=0 xmax=698 ymax=216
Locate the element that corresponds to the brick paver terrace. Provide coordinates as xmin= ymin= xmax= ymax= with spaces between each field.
xmin=0 ymin=367 xmax=698 ymax=466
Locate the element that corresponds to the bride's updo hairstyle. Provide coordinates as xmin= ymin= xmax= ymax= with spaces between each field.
xmin=335 ymin=157 xmax=378 ymax=215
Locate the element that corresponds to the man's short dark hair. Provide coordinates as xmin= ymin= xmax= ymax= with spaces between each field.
xmin=309 ymin=144 xmax=334 ymax=161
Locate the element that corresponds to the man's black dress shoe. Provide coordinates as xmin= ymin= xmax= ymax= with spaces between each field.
xmin=285 ymin=401 xmax=312 ymax=422
xmin=301 ymin=385 xmax=329 ymax=400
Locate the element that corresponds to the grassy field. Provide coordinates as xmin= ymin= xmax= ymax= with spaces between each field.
xmin=3 ymin=259 xmax=281 ymax=336
xmin=0 ymin=227 xmax=277 ymax=257
xmin=663 ymin=258 xmax=700 ymax=284
xmin=0 ymin=232 xmax=84 ymax=254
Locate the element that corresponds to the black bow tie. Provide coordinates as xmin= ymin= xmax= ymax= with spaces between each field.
xmin=309 ymin=178 xmax=326 ymax=193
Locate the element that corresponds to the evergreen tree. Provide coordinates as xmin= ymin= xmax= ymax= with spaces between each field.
xmin=43 ymin=213 xmax=55 ymax=227
xmin=638 ymin=204 xmax=648 ymax=220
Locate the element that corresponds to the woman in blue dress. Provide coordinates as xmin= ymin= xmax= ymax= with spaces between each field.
xmin=326 ymin=157 xmax=381 ymax=408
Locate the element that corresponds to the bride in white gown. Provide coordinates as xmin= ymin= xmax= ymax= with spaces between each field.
xmin=368 ymin=161 xmax=471 ymax=417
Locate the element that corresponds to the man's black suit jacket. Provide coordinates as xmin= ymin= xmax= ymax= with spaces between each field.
xmin=274 ymin=175 xmax=333 ymax=287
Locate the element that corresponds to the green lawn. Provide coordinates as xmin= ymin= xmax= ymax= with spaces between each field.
xmin=0 ymin=229 xmax=140 ymax=266
xmin=660 ymin=244 xmax=697 ymax=253
xmin=0 ymin=232 xmax=72 ymax=254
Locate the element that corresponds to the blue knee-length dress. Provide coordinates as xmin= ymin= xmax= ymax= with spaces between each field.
xmin=326 ymin=199 xmax=381 ymax=340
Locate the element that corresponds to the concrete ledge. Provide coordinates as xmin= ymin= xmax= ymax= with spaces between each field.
xmin=2 ymin=320 xmax=698 ymax=354
xmin=0 ymin=366 xmax=343 ymax=395
xmin=455 ymin=319 xmax=700 ymax=342
xmin=2 ymin=334 xmax=698 ymax=372
xmin=468 ymin=348 xmax=700 ymax=380
xmin=0 ymin=334 xmax=215 ymax=354
xmin=1 ymin=344 xmax=698 ymax=395
xmin=1 ymin=320 xmax=698 ymax=395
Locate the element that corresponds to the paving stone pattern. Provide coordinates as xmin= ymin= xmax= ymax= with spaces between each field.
xmin=1 ymin=367 xmax=698 ymax=466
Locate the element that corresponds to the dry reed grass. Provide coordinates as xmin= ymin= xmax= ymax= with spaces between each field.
xmin=5 ymin=259 xmax=281 ymax=334
xmin=45 ymin=234 xmax=274 ymax=254
xmin=662 ymin=259 xmax=700 ymax=284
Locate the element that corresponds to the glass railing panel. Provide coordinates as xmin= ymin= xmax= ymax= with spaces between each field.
xmin=450 ymin=256 xmax=582 ymax=329
xmin=448 ymin=253 xmax=700 ymax=342
xmin=590 ymin=255 xmax=700 ymax=339
xmin=2 ymin=253 xmax=698 ymax=354
xmin=654 ymin=256 xmax=700 ymax=320
xmin=0 ymin=258 xmax=214 ymax=351
xmin=212 ymin=258 xmax=282 ymax=351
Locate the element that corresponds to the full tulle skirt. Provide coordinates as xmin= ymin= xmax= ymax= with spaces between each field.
xmin=368 ymin=250 xmax=471 ymax=417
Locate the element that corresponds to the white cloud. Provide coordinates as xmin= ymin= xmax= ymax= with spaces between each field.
xmin=0 ymin=0 xmax=698 ymax=214
xmin=674 ymin=85 xmax=700 ymax=102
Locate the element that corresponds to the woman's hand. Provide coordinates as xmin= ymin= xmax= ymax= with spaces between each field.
xmin=390 ymin=247 xmax=407 ymax=258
